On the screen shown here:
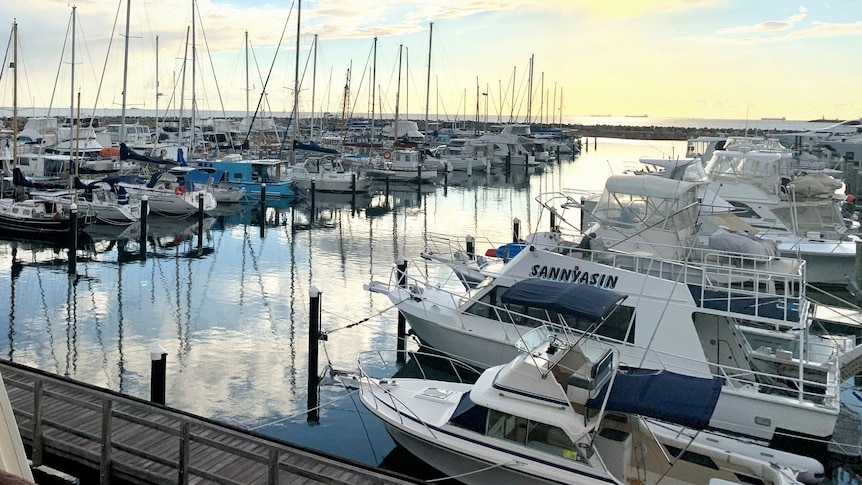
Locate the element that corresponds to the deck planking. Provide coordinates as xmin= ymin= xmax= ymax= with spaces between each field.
xmin=0 ymin=360 xmax=419 ymax=484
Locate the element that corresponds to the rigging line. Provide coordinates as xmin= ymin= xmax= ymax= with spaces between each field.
xmin=193 ymin=0 xmax=226 ymax=117
xmin=0 ymin=28 xmax=11 ymax=86
xmin=248 ymin=388 xmax=360 ymax=430
xmin=89 ymin=0 xmax=123 ymax=118
xmin=47 ymin=11 xmax=73 ymax=117
xmin=243 ymin=0 xmax=295 ymax=146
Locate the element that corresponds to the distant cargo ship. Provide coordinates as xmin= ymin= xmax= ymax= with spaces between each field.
xmin=761 ymin=117 xmax=785 ymax=121
xmin=625 ymin=114 xmax=648 ymax=118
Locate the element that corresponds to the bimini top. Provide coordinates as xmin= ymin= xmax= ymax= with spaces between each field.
xmin=587 ymin=368 xmax=722 ymax=429
xmin=500 ymin=279 xmax=627 ymax=322
xmin=604 ymin=174 xmax=696 ymax=200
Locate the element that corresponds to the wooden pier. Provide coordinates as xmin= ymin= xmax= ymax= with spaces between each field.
xmin=0 ymin=360 xmax=419 ymax=485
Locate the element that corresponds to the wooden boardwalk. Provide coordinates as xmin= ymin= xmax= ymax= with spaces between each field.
xmin=0 ymin=360 xmax=419 ymax=485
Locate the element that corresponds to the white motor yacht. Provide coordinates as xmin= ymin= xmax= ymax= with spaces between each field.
xmin=358 ymin=325 xmax=820 ymax=485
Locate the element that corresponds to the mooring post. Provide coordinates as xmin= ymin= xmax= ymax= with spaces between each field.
xmin=855 ymin=241 xmax=862 ymax=302
xmin=259 ymin=183 xmax=267 ymax=238
xmin=396 ymin=258 xmax=408 ymax=364
xmin=197 ymin=194 xmax=204 ymax=252
xmin=580 ymin=196 xmax=586 ymax=232
xmin=512 ymin=217 xmax=521 ymax=242
xmin=140 ymin=196 xmax=148 ymax=260
xmin=68 ymin=203 xmax=78 ymax=274
xmin=310 ymin=180 xmax=316 ymax=223
xmin=594 ymin=136 xmax=597 ymax=150
xmin=467 ymin=158 xmax=472 ymax=176
xmin=550 ymin=210 xmax=557 ymax=232
xmin=150 ymin=344 xmax=167 ymax=405
xmin=466 ymin=235 xmax=475 ymax=260
xmin=307 ymin=286 xmax=321 ymax=422
xmin=351 ymin=173 xmax=356 ymax=210
xmin=385 ymin=176 xmax=391 ymax=207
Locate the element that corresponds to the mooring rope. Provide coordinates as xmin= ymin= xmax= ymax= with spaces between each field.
xmin=426 ymin=460 xmax=522 ymax=483
xmin=321 ymin=297 xmax=407 ymax=335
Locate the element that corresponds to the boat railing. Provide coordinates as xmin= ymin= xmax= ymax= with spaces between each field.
xmin=570 ymin=243 xmax=807 ymax=325
xmin=422 ymin=232 xmax=510 ymax=263
xmin=356 ymin=349 xmax=481 ymax=434
xmin=381 ymin=263 xmax=836 ymax=410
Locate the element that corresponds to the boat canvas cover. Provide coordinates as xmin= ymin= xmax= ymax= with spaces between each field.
xmin=587 ymin=368 xmax=722 ymax=429
xmin=500 ymin=279 xmax=626 ymax=322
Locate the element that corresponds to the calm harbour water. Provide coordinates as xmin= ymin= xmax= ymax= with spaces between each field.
xmin=1 ymin=137 xmax=860 ymax=482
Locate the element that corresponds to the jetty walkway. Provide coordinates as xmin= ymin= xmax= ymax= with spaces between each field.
xmin=0 ymin=360 xmax=418 ymax=485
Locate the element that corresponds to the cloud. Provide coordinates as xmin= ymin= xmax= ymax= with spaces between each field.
xmin=718 ymin=6 xmax=807 ymax=34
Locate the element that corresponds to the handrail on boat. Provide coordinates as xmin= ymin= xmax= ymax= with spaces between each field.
xmin=377 ymin=262 xmax=837 ymax=409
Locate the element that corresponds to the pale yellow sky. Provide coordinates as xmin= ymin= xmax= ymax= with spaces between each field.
xmin=0 ymin=0 xmax=859 ymax=121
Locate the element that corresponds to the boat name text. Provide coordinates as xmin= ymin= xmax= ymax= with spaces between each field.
xmin=530 ymin=265 xmax=619 ymax=289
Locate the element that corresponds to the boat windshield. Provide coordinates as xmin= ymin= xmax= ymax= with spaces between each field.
xmin=460 ymin=277 xmax=493 ymax=305
xmin=516 ymin=326 xmax=553 ymax=353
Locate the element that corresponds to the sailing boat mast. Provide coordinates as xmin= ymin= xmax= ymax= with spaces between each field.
xmin=120 ymin=0 xmax=130 ymax=144
xmin=245 ymin=31 xmax=249 ymax=128
xmin=290 ymin=0 xmax=301 ymax=164
xmin=12 ymin=20 xmax=17 ymax=170
xmin=191 ymin=0 xmax=197 ymax=154
xmin=424 ymin=22 xmax=432 ymax=142
xmin=154 ymin=35 xmax=160 ymax=150
xmin=371 ymin=37 xmax=376 ymax=144
xmin=179 ymin=26 xmax=188 ymax=147
xmin=70 ymin=6 xmax=76 ymax=133
xmin=310 ymin=33 xmax=317 ymax=141
xmin=394 ymin=44 xmax=402 ymax=142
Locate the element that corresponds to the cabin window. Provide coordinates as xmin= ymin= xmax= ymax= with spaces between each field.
xmin=555 ymin=305 xmax=635 ymax=343
xmin=233 ymin=173 xmax=243 ymax=181
xmin=485 ymin=409 xmax=583 ymax=461
xmin=464 ymin=286 xmax=512 ymax=323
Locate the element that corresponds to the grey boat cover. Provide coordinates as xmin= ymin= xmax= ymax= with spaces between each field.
xmin=500 ymin=279 xmax=627 ymax=322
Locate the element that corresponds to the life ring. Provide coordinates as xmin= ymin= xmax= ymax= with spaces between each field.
xmin=174 ymin=185 xmax=186 ymax=196
xmin=383 ymin=150 xmax=392 ymax=160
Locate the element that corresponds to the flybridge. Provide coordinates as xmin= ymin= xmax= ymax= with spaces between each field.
xmin=529 ymin=264 xmax=619 ymax=289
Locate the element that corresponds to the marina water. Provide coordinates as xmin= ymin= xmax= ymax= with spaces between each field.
xmin=1 ymin=137 xmax=860 ymax=482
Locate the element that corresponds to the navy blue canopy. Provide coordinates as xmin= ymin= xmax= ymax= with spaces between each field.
xmin=587 ymin=369 xmax=722 ymax=429
xmin=500 ymin=279 xmax=626 ymax=322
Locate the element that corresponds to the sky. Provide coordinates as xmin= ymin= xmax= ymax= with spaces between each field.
xmin=0 ymin=0 xmax=860 ymax=122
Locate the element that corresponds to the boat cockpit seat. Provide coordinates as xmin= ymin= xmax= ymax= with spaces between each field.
xmin=565 ymin=349 xmax=614 ymax=405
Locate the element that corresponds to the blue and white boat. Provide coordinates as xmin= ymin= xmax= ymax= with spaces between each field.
xmin=198 ymin=159 xmax=298 ymax=198
xmin=358 ymin=323 xmax=818 ymax=485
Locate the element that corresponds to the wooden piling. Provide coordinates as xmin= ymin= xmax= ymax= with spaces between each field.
xmin=140 ymin=196 xmax=148 ymax=260
xmin=310 ymin=181 xmax=316 ymax=223
xmin=856 ymin=242 xmax=862 ymax=302
xmin=68 ymin=203 xmax=77 ymax=274
xmin=260 ymin=183 xmax=267 ymax=238
xmin=512 ymin=217 xmax=521 ymax=242
xmin=466 ymin=235 xmax=475 ymax=260
xmin=307 ymin=287 xmax=321 ymax=422
xmin=150 ymin=344 xmax=167 ymax=405
xmin=396 ymin=258 xmax=407 ymax=364
xmin=197 ymin=194 xmax=204 ymax=251
xmin=580 ymin=196 xmax=586 ymax=232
